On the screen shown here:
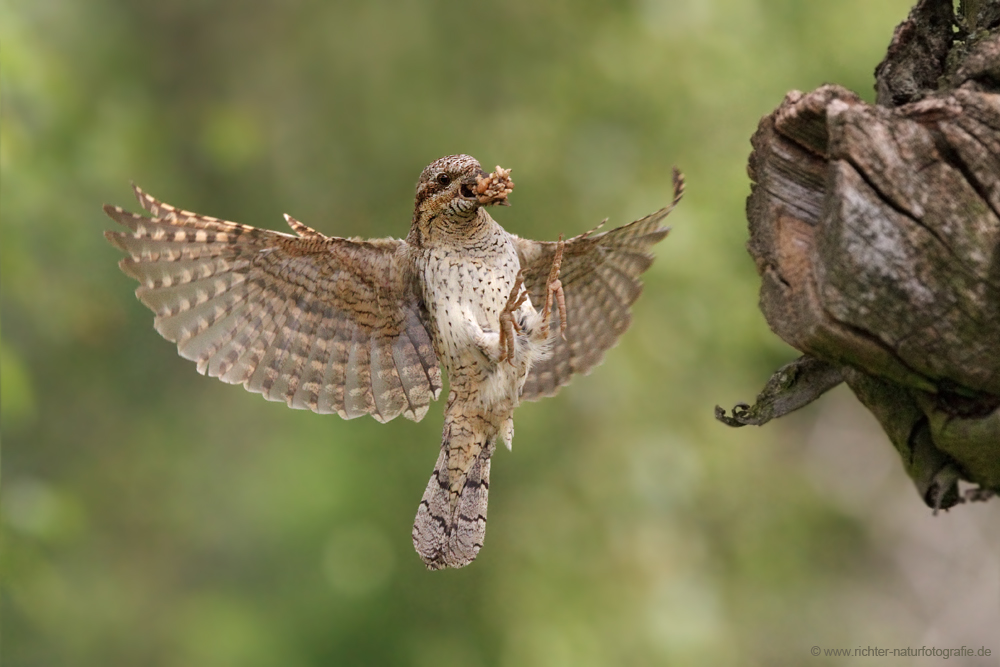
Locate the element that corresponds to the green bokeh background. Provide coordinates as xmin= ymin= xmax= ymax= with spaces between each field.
xmin=5 ymin=1 xmax=998 ymax=665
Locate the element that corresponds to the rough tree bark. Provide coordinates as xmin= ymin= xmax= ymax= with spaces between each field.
xmin=716 ymin=0 xmax=1000 ymax=510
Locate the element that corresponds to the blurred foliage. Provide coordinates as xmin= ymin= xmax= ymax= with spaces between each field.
xmin=2 ymin=0 xmax=924 ymax=665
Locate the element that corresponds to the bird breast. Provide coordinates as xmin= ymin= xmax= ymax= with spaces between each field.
xmin=418 ymin=232 xmax=520 ymax=373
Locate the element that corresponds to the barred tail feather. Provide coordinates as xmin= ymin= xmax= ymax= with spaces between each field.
xmin=412 ymin=411 xmax=495 ymax=570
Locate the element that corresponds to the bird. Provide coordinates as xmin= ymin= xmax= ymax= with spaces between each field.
xmin=103 ymin=154 xmax=684 ymax=570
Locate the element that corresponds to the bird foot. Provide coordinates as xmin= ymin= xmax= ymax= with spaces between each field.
xmin=499 ymin=270 xmax=528 ymax=364
xmin=474 ymin=166 xmax=515 ymax=206
xmin=541 ymin=237 xmax=567 ymax=339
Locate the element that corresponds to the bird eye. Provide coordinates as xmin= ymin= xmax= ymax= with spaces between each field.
xmin=436 ymin=173 xmax=451 ymax=186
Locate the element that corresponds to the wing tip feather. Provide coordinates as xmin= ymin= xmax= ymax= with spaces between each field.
xmin=284 ymin=213 xmax=323 ymax=238
xmin=104 ymin=229 xmax=127 ymax=250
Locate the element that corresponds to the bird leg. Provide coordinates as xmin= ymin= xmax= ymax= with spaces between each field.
xmin=541 ymin=237 xmax=567 ymax=339
xmin=498 ymin=270 xmax=528 ymax=364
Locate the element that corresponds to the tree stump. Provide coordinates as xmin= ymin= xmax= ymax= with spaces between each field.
xmin=717 ymin=0 xmax=1000 ymax=510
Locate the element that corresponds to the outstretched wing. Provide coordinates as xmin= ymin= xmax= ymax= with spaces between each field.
xmin=104 ymin=186 xmax=442 ymax=422
xmin=512 ymin=169 xmax=684 ymax=400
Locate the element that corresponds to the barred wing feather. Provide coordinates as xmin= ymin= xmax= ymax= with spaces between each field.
xmin=104 ymin=186 xmax=441 ymax=423
xmin=512 ymin=169 xmax=683 ymax=400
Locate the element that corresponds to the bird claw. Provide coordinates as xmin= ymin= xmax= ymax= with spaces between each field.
xmin=499 ymin=269 xmax=528 ymax=364
xmin=542 ymin=236 xmax=567 ymax=339
xmin=498 ymin=237 xmax=565 ymax=363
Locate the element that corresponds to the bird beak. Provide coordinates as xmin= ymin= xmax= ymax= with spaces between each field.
xmin=459 ymin=176 xmax=480 ymax=201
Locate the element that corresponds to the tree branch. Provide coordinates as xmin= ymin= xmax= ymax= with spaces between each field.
xmin=722 ymin=0 xmax=1000 ymax=509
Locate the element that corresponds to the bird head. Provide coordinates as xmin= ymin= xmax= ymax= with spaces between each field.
xmin=412 ymin=154 xmax=514 ymax=226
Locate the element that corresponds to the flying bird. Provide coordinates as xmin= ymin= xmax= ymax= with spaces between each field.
xmin=104 ymin=154 xmax=683 ymax=569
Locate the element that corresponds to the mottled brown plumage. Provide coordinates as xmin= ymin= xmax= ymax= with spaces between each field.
xmin=104 ymin=154 xmax=683 ymax=569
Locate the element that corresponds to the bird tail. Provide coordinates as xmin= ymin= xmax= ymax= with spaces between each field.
xmin=412 ymin=407 xmax=496 ymax=570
